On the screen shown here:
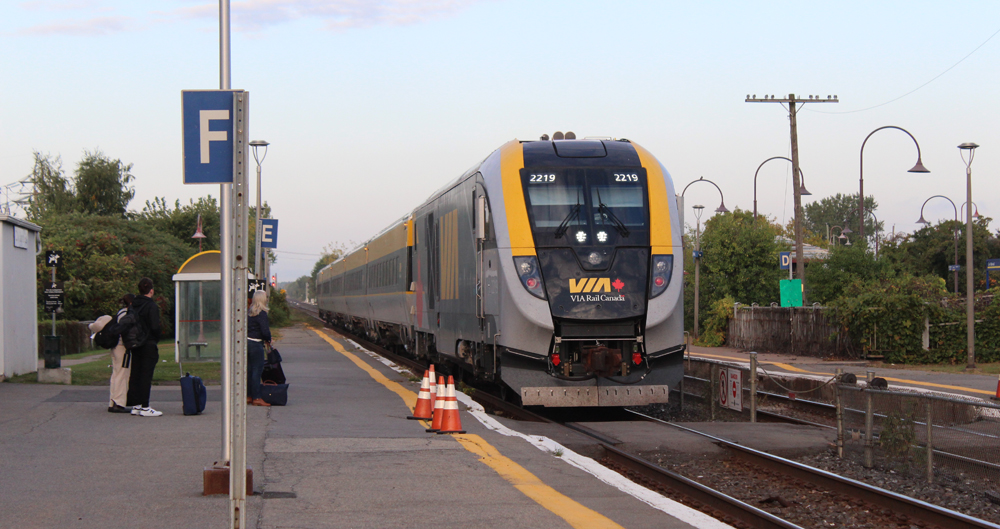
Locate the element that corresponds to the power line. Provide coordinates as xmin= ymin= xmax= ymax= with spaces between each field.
xmin=808 ymin=26 xmax=1000 ymax=115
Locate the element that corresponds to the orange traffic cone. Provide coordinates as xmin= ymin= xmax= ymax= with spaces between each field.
xmin=436 ymin=376 xmax=466 ymax=435
xmin=427 ymin=365 xmax=438 ymax=409
xmin=993 ymin=374 xmax=1000 ymax=401
xmin=407 ymin=370 xmax=434 ymax=420
xmin=426 ymin=376 xmax=446 ymax=432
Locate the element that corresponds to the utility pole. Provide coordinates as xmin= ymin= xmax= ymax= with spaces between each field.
xmin=746 ymin=93 xmax=838 ymax=302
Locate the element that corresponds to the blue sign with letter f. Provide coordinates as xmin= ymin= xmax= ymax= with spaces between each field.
xmin=182 ymin=90 xmax=237 ymax=184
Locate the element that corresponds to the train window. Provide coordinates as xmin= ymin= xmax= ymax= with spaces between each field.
xmin=521 ymin=167 xmax=649 ymax=247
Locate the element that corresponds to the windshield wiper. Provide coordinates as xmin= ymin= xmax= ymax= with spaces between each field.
xmin=554 ymin=204 xmax=581 ymax=239
xmin=596 ymin=189 xmax=630 ymax=238
xmin=554 ymin=190 xmax=583 ymax=239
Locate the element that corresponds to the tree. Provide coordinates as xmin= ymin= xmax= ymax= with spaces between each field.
xmin=886 ymin=216 xmax=999 ymax=294
xmin=37 ymin=212 xmax=192 ymax=333
xmin=26 ymin=151 xmax=74 ymax=221
xmin=806 ymin=242 xmax=897 ymax=304
xmin=137 ymin=196 xmax=221 ymax=253
xmin=284 ymin=275 xmax=312 ymax=301
xmin=803 ymin=193 xmax=882 ymax=245
xmin=73 ymin=150 xmax=135 ymax=217
xmin=686 ymin=208 xmax=786 ymax=333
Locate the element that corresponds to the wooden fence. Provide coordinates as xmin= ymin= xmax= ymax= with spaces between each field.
xmin=727 ymin=305 xmax=858 ymax=358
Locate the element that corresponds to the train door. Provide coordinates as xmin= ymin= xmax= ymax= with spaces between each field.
xmin=475 ymin=181 xmax=500 ymax=379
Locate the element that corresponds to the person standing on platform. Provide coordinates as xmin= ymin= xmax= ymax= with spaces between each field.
xmin=127 ymin=278 xmax=162 ymax=417
xmin=247 ymin=289 xmax=272 ymax=407
xmin=106 ymin=294 xmax=134 ymax=412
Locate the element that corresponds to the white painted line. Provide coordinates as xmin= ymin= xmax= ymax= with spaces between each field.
xmin=350 ymin=343 xmax=733 ymax=529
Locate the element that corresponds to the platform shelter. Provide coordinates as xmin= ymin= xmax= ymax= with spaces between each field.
xmin=0 ymin=215 xmax=41 ymax=378
xmin=172 ymin=251 xmax=222 ymax=362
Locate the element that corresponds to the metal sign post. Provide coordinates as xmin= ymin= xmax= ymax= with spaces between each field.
xmin=228 ymin=91 xmax=250 ymax=526
xmin=181 ymin=85 xmax=249 ymax=525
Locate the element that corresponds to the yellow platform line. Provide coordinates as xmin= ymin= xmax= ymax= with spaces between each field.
xmin=689 ymin=352 xmax=994 ymax=396
xmin=308 ymin=326 xmax=624 ymax=529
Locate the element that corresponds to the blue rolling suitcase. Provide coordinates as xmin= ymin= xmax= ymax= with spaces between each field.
xmin=180 ymin=372 xmax=207 ymax=415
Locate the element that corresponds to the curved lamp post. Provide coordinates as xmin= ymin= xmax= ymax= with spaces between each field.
xmin=829 ymin=225 xmax=852 ymax=246
xmin=960 ymin=201 xmax=981 ymax=220
xmin=859 ymin=126 xmax=929 ymax=241
xmin=679 ymin=178 xmax=727 ymax=341
xmin=753 ymin=156 xmax=811 ymax=220
xmin=250 ymin=139 xmax=270 ymax=282
xmin=692 ymin=204 xmax=706 ymax=340
xmin=681 ymin=177 xmax=729 ymax=214
xmin=959 ymin=142 xmax=979 ymax=370
xmin=917 ymin=195 xmax=960 ymax=294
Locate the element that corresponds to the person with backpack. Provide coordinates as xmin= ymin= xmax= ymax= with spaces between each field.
xmin=247 ymin=289 xmax=272 ymax=407
xmin=126 ymin=278 xmax=162 ymax=417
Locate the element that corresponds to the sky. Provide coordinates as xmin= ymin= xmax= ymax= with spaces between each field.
xmin=3 ymin=1 xmax=999 ymax=282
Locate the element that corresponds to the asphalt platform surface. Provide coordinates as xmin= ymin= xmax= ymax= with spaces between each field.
xmin=3 ymin=325 xmax=746 ymax=529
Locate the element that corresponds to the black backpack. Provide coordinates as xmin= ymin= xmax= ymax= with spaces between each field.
xmin=93 ymin=317 xmax=121 ymax=349
xmin=119 ymin=307 xmax=149 ymax=350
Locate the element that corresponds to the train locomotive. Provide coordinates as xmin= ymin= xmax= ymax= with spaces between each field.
xmin=317 ymin=137 xmax=685 ymax=407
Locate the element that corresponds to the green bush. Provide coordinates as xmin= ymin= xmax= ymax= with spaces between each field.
xmin=696 ymin=296 xmax=735 ymax=347
xmin=268 ymin=288 xmax=291 ymax=327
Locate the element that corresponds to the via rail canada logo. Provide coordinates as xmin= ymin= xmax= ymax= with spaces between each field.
xmin=569 ymin=277 xmax=626 ymax=302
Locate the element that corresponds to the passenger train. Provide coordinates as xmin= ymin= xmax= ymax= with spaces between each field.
xmin=317 ymin=136 xmax=685 ymax=407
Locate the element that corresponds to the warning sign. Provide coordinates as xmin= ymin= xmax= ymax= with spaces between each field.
xmin=726 ymin=369 xmax=742 ymax=411
xmin=718 ymin=367 xmax=742 ymax=412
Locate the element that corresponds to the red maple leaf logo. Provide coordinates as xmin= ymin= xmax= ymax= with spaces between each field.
xmin=612 ymin=278 xmax=624 ymax=292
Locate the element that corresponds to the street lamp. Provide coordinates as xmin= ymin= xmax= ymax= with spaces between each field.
xmin=828 ymin=225 xmax=852 ymax=246
xmin=250 ymin=139 xmax=270 ymax=283
xmin=865 ymin=210 xmax=880 ymax=256
xmin=693 ymin=204 xmax=705 ymax=341
xmin=859 ymin=126 xmax=929 ymax=241
xmin=959 ymin=142 xmax=979 ymax=370
xmin=916 ymin=195 xmax=959 ymax=294
xmin=677 ymin=177 xmax=727 ymax=342
xmin=753 ymin=156 xmax=811 ymax=220
xmin=960 ymin=201 xmax=981 ymax=220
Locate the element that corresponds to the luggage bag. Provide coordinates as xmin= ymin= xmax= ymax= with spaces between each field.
xmin=180 ymin=372 xmax=207 ymax=415
xmin=260 ymin=381 xmax=288 ymax=406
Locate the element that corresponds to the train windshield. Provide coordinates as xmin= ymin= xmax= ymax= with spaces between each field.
xmin=521 ymin=168 xmax=649 ymax=247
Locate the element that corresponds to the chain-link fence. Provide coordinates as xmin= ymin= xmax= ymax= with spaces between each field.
xmin=838 ymin=378 xmax=1000 ymax=483
xmin=681 ymin=355 xmax=1000 ymax=483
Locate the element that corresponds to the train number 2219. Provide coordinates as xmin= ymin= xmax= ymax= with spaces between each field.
xmin=529 ymin=173 xmax=556 ymax=183
xmin=615 ymin=173 xmax=639 ymax=182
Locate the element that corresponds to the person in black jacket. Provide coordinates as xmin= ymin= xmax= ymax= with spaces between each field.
xmin=247 ymin=289 xmax=272 ymax=407
xmin=126 ymin=277 xmax=163 ymax=417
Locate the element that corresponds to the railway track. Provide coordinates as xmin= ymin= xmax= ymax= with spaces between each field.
xmin=289 ymin=300 xmax=999 ymax=528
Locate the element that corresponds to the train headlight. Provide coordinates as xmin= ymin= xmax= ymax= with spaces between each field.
xmin=513 ymin=256 xmax=547 ymax=300
xmin=588 ymin=252 xmax=602 ymax=265
xmin=597 ymin=231 xmax=608 ymax=243
xmin=575 ymin=230 xmax=587 ymax=243
xmin=649 ymin=255 xmax=673 ymax=298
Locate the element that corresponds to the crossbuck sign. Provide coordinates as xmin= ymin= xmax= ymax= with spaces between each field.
xmin=182 ymin=90 xmax=245 ymax=184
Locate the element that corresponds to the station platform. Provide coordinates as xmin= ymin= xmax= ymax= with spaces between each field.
xmin=688 ymin=345 xmax=1000 ymax=400
xmin=1 ymin=325 xmax=739 ymax=529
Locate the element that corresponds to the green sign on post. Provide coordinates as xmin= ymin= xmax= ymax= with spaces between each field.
xmin=780 ymin=279 xmax=803 ymax=307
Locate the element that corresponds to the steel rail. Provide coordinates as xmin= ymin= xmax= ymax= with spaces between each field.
xmin=598 ymin=443 xmax=803 ymax=529
xmin=629 ymin=410 xmax=1000 ymax=529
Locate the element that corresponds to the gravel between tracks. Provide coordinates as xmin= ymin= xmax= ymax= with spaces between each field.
xmin=636 ymin=401 xmax=1000 ymax=527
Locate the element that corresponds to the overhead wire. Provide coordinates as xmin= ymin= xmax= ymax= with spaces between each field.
xmin=807 ymin=26 xmax=1000 ymax=115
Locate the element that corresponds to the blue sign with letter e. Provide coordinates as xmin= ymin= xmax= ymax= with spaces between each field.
xmin=260 ymin=219 xmax=279 ymax=249
xmin=182 ymin=90 xmax=237 ymax=184
xmin=779 ymin=252 xmax=791 ymax=270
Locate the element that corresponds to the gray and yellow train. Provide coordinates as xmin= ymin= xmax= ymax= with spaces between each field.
xmin=317 ymin=137 xmax=685 ymax=407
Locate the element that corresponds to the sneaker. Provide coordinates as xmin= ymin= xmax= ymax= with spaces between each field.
xmin=108 ymin=404 xmax=130 ymax=413
xmin=131 ymin=405 xmax=142 ymax=415
xmin=137 ymin=407 xmax=163 ymax=417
